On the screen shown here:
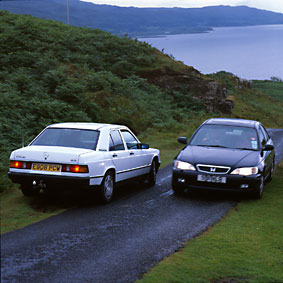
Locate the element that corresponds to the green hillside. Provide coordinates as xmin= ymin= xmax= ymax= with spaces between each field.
xmin=1 ymin=11 xmax=283 ymax=193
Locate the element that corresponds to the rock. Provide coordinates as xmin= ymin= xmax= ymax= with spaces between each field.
xmin=139 ymin=67 xmax=234 ymax=114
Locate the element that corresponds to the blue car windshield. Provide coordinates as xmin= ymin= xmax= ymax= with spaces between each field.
xmin=30 ymin=128 xmax=99 ymax=150
xmin=190 ymin=125 xmax=259 ymax=150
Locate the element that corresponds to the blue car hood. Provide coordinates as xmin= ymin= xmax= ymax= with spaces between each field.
xmin=178 ymin=145 xmax=260 ymax=168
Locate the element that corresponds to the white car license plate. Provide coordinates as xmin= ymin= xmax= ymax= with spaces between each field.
xmin=197 ymin=174 xmax=227 ymax=183
xmin=32 ymin=163 xmax=61 ymax=172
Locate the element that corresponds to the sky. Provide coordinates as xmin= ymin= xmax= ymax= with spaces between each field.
xmin=81 ymin=0 xmax=283 ymax=13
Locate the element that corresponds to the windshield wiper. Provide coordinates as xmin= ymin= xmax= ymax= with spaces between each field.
xmin=196 ymin=145 xmax=229 ymax=148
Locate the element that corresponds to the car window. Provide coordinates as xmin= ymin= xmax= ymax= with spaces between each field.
xmin=260 ymin=125 xmax=269 ymax=141
xmin=30 ymin=128 xmax=99 ymax=150
xmin=109 ymin=130 xmax=125 ymax=151
xmin=258 ymin=127 xmax=267 ymax=146
xmin=121 ymin=130 xmax=139 ymax=149
xmin=190 ymin=124 xmax=258 ymax=150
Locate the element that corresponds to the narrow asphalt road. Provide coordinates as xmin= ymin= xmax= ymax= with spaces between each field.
xmin=1 ymin=129 xmax=282 ymax=283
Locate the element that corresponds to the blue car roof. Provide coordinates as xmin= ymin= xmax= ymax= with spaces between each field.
xmin=204 ymin=118 xmax=259 ymax=128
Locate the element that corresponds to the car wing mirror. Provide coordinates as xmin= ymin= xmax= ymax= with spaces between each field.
xmin=262 ymin=144 xmax=274 ymax=151
xmin=139 ymin=143 xmax=149 ymax=149
xmin=178 ymin=137 xmax=187 ymax=144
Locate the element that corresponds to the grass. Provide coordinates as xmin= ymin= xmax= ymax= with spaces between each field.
xmin=252 ymin=80 xmax=283 ymax=103
xmin=139 ymin=163 xmax=283 ymax=283
xmin=0 ymin=186 xmax=66 ymax=234
xmin=226 ymin=88 xmax=283 ymax=128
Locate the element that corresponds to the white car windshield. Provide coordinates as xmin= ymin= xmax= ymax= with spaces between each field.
xmin=190 ymin=125 xmax=259 ymax=150
xmin=30 ymin=128 xmax=100 ymax=150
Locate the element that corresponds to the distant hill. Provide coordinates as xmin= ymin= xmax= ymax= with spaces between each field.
xmin=1 ymin=0 xmax=283 ymax=36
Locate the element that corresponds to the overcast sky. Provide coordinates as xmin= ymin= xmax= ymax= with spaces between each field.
xmin=81 ymin=0 xmax=283 ymax=13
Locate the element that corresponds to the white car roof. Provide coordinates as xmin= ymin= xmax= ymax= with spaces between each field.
xmin=48 ymin=123 xmax=125 ymax=131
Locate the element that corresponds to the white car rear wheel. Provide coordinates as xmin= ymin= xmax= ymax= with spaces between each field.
xmin=100 ymin=172 xmax=114 ymax=203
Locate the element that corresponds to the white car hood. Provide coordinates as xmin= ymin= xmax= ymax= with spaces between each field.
xmin=12 ymin=145 xmax=93 ymax=164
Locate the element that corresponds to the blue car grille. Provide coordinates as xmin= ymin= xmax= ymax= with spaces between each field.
xmin=196 ymin=164 xmax=230 ymax=174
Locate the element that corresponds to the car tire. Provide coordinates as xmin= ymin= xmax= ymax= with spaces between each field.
xmin=99 ymin=172 xmax=114 ymax=203
xmin=253 ymin=175 xmax=264 ymax=199
xmin=146 ymin=160 xmax=157 ymax=187
xmin=21 ymin=185 xmax=40 ymax=197
xmin=266 ymin=160 xmax=274 ymax=182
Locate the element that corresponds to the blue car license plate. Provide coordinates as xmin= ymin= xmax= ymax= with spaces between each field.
xmin=197 ymin=174 xmax=227 ymax=183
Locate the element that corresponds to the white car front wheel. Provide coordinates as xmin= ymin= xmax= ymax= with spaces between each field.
xmin=145 ymin=160 xmax=157 ymax=187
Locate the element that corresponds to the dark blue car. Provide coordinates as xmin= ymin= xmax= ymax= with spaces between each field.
xmin=172 ymin=118 xmax=275 ymax=198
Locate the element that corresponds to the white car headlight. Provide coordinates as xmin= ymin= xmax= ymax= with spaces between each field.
xmin=174 ymin=160 xmax=196 ymax=171
xmin=231 ymin=167 xmax=258 ymax=176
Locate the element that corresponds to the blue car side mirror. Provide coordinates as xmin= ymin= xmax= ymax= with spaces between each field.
xmin=178 ymin=137 xmax=187 ymax=144
xmin=262 ymin=144 xmax=274 ymax=151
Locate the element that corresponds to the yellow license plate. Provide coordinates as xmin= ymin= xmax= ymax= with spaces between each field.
xmin=32 ymin=163 xmax=61 ymax=172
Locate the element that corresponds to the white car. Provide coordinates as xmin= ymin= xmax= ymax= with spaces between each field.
xmin=8 ymin=123 xmax=161 ymax=202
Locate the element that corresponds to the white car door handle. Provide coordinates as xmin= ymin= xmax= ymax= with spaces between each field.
xmin=112 ymin=153 xmax=118 ymax=158
xmin=130 ymin=152 xmax=134 ymax=155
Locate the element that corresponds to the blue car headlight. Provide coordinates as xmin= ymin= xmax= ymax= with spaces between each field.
xmin=174 ymin=160 xmax=196 ymax=171
xmin=231 ymin=167 xmax=258 ymax=176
